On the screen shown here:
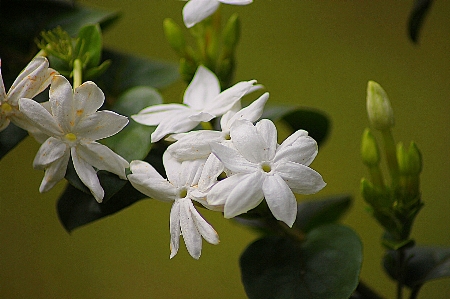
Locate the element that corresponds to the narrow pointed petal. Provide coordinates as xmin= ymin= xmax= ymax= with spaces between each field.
xmin=230 ymin=119 xmax=268 ymax=162
xmin=188 ymin=111 xmax=215 ymax=122
xmin=33 ymin=137 xmax=68 ymax=169
xmin=256 ymin=118 xmax=277 ymax=160
xmin=225 ymin=92 xmax=269 ymax=130
xmin=78 ymin=142 xmax=129 ymax=179
xmin=75 ymin=110 xmax=128 ymax=141
xmin=128 ymin=160 xmax=176 ymax=202
xmin=220 ymin=0 xmax=253 ymax=4
xmin=210 ymin=142 xmax=258 ymax=174
xmin=263 ymin=174 xmax=297 ymax=227
xmin=0 ymin=59 xmax=7 ymax=100
xmin=276 ymin=161 xmax=326 ymax=194
xmin=189 ymin=200 xmax=219 ymax=245
xmin=132 ymin=104 xmax=191 ymax=126
xmin=179 ymin=198 xmax=203 ymax=259
xmin=169 ymin=201 xmax=181 ymax=259
xmin=275 ymin=130 xmax=318 ymax=166
xmin=207 ymin=173 xmax=244 ymax=206
xmin=39 ymin=151 xmax=70 ymax=193
xmin=183 ymin=65 xmax=220 ymax=109
xmin=183 ymin=0 xmax=220 ymax=28
xmin=150 ymin=110 xmax=199 ymax=142
xmin=205 ymin=80 xmax=257 ymax=116
xmin=18 ymin=98 xmax=62 ymax=137
xmin=178 ymin=158 xmax=206 ymax=187
xmin=167 ymin=130 xmax=222 ymax=160
xmin=49 ymin=75 xmax=76 ymax=132
xmin=223 ymin=171 xmax=265 ymax=218
xmin=71 ymin=148 xmax=104 ymax=202
xmin=198 ymin=153 xmax=224 ymax=191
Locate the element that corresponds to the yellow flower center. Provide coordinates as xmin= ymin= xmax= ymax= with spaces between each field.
xmin=179 ymin=187 xmax=188 ymax=198
xmin=261 ymin=162 xmax=272 ymax=173
xmin=64 ymin=132 xmax=77 ymax=142
xmin=1 ymin=102 xmax=13 ymax=114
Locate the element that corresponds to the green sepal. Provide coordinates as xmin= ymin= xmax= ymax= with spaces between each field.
xmin=383 ymin=245 xmax=450 ymax=288
xmin=240 ymin=224 xmax=362 ymax=299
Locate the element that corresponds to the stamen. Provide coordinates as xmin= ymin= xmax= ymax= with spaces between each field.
xmin=64 ymin=132 xmax=77 ymax=142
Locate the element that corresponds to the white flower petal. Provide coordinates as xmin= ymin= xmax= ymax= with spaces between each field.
xmin=73 ymin=81 xmax=105 ymax=120
xmin=207 ymin=173 xmax=243 ymax=206
xmin=128 ymin=160 xmax=176 ymax=202
xmin=210 ymin=142 xmax=258 ymax=174
xmin=183 ymin=65 xmax=220 ymax=109
xmin=275 ymin=161 xmax=326 ymax=194
xmin=220 ymin=0 xmax=253 ymax=4
xmin=49 ymin=75 xmax=76 ymax=132
xmin=262 ymin=174 xmax=297 ymax=227
xmin=77 ymin=142 xmax=129 ymax=179
xmin=205 ymin=80 xmax=257 ymax=116
xmin=183 ymin=0 xmax=221 ymax=28
xmin=188 ymin=111 xmax=215 ymax=122
xmin=189 ymin=200 xmax=219 ymax=245
xmin=18 ymin=98 xmax=62 ymax=137
xmin=7 ymin=56 xmax=56 ymax=105
xmin=71 ymin=148 xmax=104 ymax=202
xmin=132 ymin=103 xmax=190 ymax=126
xmin=223 ymin=171 xmax=265 ymax=218
xmin=274 ymin=130 xmax=318 ymax=166
xmin=256 ymin=119 xmax=277 ymax=160
xmin=230 ymin=119 xmax=268 ymax=162
xmin=33 ymin=137 xmax=68 ymax=169
xmin=179 ymin=198 xmax=203 ymax=259
xmin=169 ymin=201 xmax=181 ymax=259
xmin=150 ymin=110 xmax=200 ymax=143
xmin=198 ymin=153 xmax=224 ymax=191
xmin=167 ymin=130 xmax=222 ymax=161
xmin=75 ymin=110 xmax=128 ymax=141
xmin=38 ymin=150 xmax=70 ymax=193
xmin=225 ymin=92 xmax=269 ymax=130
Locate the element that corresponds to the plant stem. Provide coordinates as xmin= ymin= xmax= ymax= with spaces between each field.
xmin=396 ymin=248 xmax=406 ymax=299
xmin=73 ymin=58 xmax=83 ymax=89
xmin=381 ymin=129 xmax=399 ymax=188
xmin=409 ymin=285 xmax=422 ymax=299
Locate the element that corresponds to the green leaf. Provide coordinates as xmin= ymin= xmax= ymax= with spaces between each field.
xmin=383 ymin=246 xmax=450 ymax=288
xmin=75 ymin=24 xmax=102 ymax=68
xmin=57 ymin=180 xmax=147 ymax=232
xmin=263 ymin=106 xmax=330 ymax=146
xmin=97 ymin=49 xmax=179 ymax=98
xmin=101 ymin=86 xmax=163 ymax=161
xmin=240 ymin=224 xmax=362 ymax=299
xmin=294 ymin=194 xmax=352 ymax=233
xmin=45 ymin=5 xmax=120 ymax=36
xmin=408 ymin=0 xmax=433 ymax=44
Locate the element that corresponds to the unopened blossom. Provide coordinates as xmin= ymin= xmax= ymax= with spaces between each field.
xmin=19 ymin=75 xmax=129 ymax=202
xmin=183 ymin=0 xmax=253 ymax=28
xmin=132 ymin=65 xmax=257 ymax=142
xmin=0 ymin=56 xmax=57 ymax=132
xmin=207 ymin=119 xmax=326 ymax=227
xmin=127 ymin=153 xmax=219 ymax=259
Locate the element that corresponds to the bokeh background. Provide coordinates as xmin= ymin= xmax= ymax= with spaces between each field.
xmin=1 ymin=1 xmax=449 ymax=298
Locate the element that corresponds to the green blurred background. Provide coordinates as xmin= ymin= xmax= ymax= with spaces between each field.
xmin=1 ymin=1 xmax=449 ymax=298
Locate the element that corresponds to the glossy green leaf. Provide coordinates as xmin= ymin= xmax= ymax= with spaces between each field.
xmin=294 ymin=194 xmax=352 ymax=233
xmin=97 ymin=49 xmax=179 ymax=98
xmin=45 ymin=5 xmax=120 ymax=36
xmin=408 ymin=0 xmax=433 ymax=44
xmin=75 ymin=24 xmax=102 ymax=68
xmin=263 ymin=106 xmax=330 ymax=146
xmin=57 ymin=180 xmax=147 ymax=232
xmin=240 ymin=224 xmax=362 ymax=299
xmin=101 ymin=86 xmax=163 ymax=161
xmin=383 ymin=245 xmax=450 ymax=288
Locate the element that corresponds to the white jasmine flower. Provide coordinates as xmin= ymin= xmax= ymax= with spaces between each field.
xmin=0 ymin=56 xmax=57 ymax=132
xmin=127 ymin=153 xmax=219 ymax=259
xmin=183 ymin=0 xmax=253 ymax=28
xmin=207 ymin=119 xmax=326 ymax=227
xmin=18 ymin=75 xmax=129 ymax=202
xmin=132 ymin=65 xmax=257 ymax=142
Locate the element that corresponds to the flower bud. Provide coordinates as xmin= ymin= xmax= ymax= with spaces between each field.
xmin=222 ymin=13 xmax=240 ymax=51
xmin=361 ymin=128 xmax=380 ymax=167
xmin=396 ymin=141 xmax=422 ymax=176
xmin=361 ymin=178 xmax=391 ymax=208
xmin=366 ymin=81 xmax=395 ymax=130
xmin=163 ymin=18 xmax=186 ymax=55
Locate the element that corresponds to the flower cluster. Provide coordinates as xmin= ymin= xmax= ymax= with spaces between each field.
xmin=2 ymin=2 xmax=325 ymax=260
